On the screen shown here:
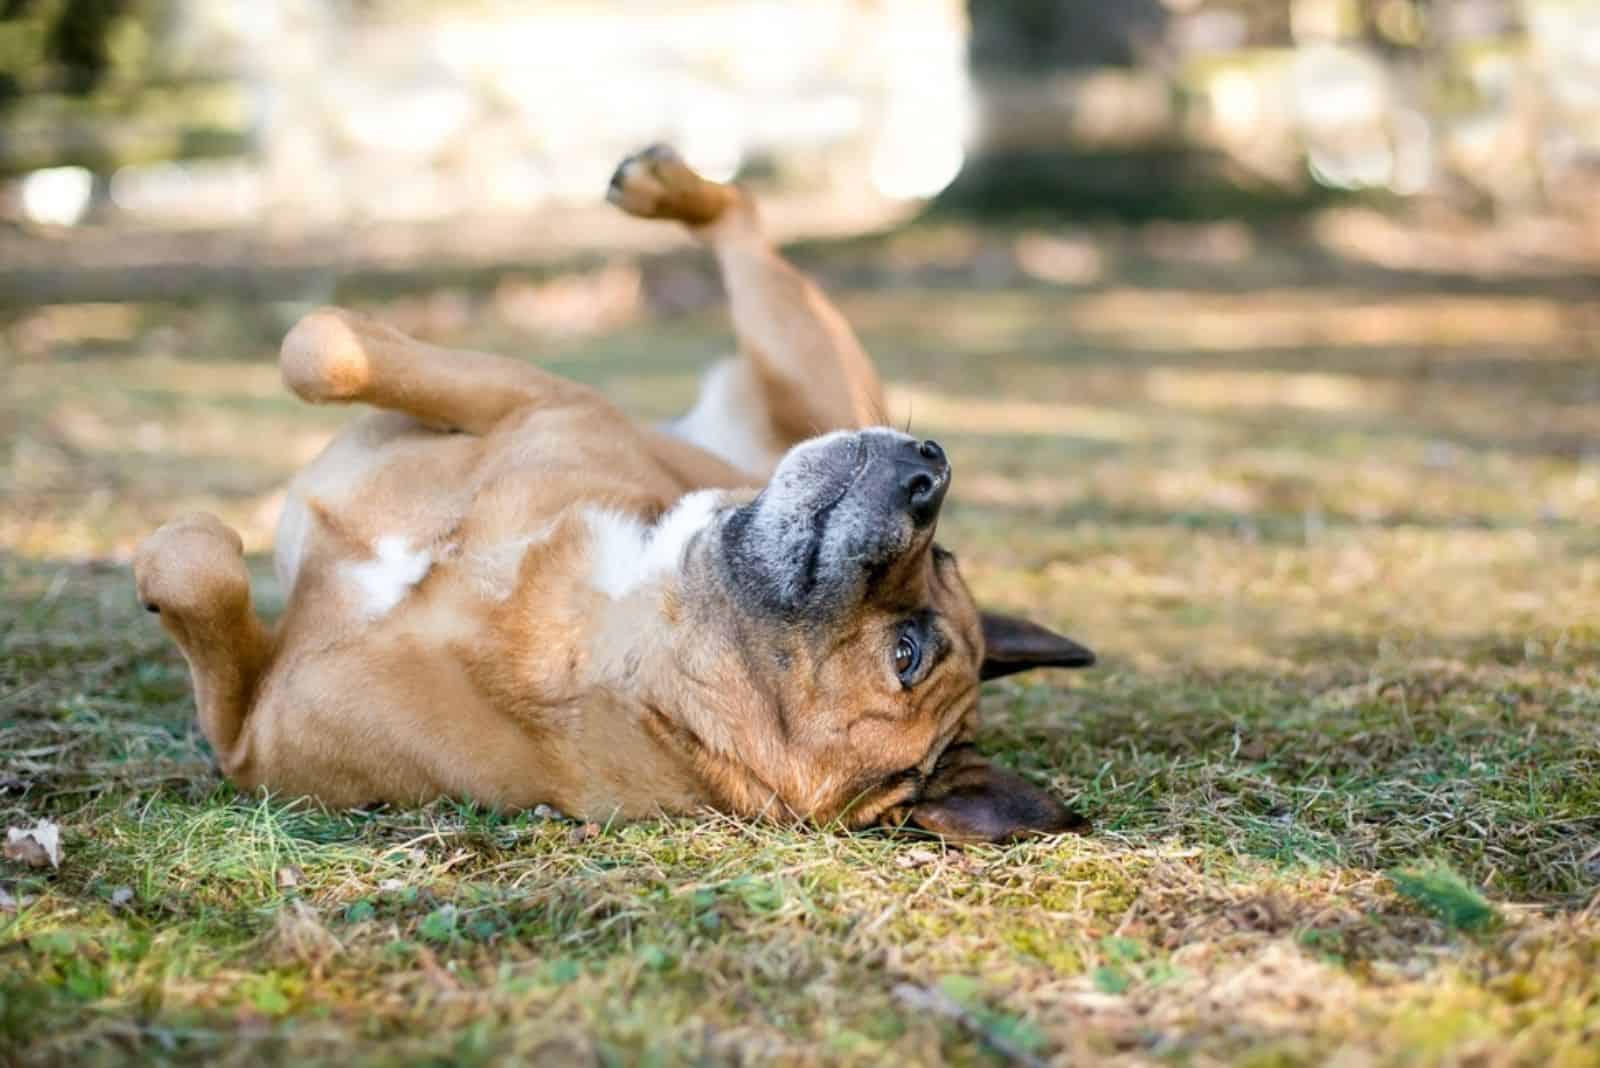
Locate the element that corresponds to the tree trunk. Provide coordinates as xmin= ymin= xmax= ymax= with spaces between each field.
xmin=935 ymin=0 xmax=1316 ymax=220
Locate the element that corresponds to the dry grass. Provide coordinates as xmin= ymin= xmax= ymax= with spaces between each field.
xmin=2 ymin=221 xmax=1599 ymax=1066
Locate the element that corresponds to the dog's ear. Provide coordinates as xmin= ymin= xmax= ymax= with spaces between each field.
xmin=905 ymin=745 xmax=1088 ymax=843
xmin=980 ymin=611 xmax=1095 ymax=680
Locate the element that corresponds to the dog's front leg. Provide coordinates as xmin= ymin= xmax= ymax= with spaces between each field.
xmin=609 ymin=145 xmax=888 ymax=445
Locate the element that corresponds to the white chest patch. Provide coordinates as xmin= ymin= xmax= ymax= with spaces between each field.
xmin=585 ymin=490 xmax=722 ymax=599
xmin=344 ymin=535 xmax=432 ymax=619
xmin=666 ymin=359 xmax=780 ymax=477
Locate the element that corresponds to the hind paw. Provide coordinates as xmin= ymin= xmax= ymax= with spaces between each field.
xmin=133 ymin=513 xmax=250 ymax=620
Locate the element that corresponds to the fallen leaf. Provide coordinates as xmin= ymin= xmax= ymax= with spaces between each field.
xmin=1064 ymin=989 xmax=1129 ymax=1012
xmin=568 ymin=822 xmax=601 ymax=845
xmin=276 ymin=865 xmax=303 ymax=890
xmin=269 ymin=899 xmax=343 ymax=974
xmin=946 ymin=852 xmax=979 ymax=874
xmin=533 ymin=804 xmax=566 ymax=821
xmin=110 ymin=886 xmax=135 ymax=907
xmin=0 ymin=886 xmax=16 ymax=911
xmin=1582 ymin=844 xmax=1600 ymax=882
xmin=4 ymin=820 xmax=62 ymax=869
xmin=413 ymin=944 xmax=462 ymax=991
xmin=896 ymin=848 xmax=940 ymax=870
xmin=530 ymin=1038 xmax=598 ymax=1067
xmin=232 ymin=1008 xmax=272 ymax=1033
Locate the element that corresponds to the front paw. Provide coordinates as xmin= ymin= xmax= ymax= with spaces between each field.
xmin=606 ymin=144 xmax=737 ymax=226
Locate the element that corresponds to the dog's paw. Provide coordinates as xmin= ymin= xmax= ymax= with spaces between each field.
xmin=606 ymin=144 xmax=738 ymax=226
xmin=133 ymin=513 xmax=250 ymax=620
xmin=280 ymin=308 xmax=372 ymax=404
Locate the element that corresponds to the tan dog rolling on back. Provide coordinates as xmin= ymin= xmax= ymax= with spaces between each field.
xmin=134 ymin=147 xmax=1095 ymax=842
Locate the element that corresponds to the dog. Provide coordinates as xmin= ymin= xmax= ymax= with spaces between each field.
xmin=133 ymin=146 xmax=1095 ymax=842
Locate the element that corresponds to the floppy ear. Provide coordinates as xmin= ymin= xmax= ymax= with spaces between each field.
xmin=905 ymin=745 xmax=1088 ymax=843
xmin=980 ymin=611 xmax=1095 ymax=680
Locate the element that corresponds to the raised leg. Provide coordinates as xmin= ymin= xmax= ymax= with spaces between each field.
xmin=609 ymin=146 xmax=888 ymax=449
xmin=133 ymin=513 xmax=272 ymax=779
xmin=280 ymin=307 xmax=595 ymax=435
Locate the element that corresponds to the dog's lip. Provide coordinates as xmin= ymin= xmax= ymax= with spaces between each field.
xmin=884 ymin=730 xmax=966 ymax=816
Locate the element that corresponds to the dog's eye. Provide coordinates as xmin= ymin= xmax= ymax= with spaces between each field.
xmin=894 ymin=631 xmax=921 ymax=683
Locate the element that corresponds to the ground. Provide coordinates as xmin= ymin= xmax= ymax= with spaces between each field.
xmin=2 ymin=211 xmax=1598 ymax=1066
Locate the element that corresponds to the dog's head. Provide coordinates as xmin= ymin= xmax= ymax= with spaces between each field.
xmin=683 ymin=428 xmax=1093 ymax=842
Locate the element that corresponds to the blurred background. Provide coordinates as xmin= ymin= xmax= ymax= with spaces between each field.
xmin=3 ymin=1 xmax=1599 ymax=235
xmin=2 ymin=0 xmax=1597 ymax=669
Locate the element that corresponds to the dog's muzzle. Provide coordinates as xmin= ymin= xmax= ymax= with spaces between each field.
xmin=718 ymin=429 xmax=954 ymax=617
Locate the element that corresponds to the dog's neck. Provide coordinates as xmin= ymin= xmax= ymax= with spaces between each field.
xmin=576 ymin=514 xmax=799 ymax=822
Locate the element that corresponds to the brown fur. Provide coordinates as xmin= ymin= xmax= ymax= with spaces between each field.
xmin=134 ymin=147 xmax=1092 ymax=841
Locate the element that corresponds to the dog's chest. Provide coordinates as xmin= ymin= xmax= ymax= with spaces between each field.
xmin=284 ymin=409 xmax=707 ymax=642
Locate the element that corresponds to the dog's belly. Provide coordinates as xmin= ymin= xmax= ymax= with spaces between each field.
xmin=241 ymin=623 xmax=586 ymax=810
xmin=275 ymin=408 xmax=683 ymax=609
xmin=246 ymin=404 xmax=726 ymax=813
xmin=275 ymin=411 xmax=467 ymax=598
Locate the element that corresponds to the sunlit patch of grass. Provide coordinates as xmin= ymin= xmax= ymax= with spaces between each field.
xmin=4 ymin=238 xmax=1599 ymax=1064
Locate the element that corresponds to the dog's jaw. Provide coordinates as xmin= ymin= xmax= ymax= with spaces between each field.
xmin=579 ymin=489 xmax=739 ymax=691
xmin=574 ymin=523 xmax=802 ymax=823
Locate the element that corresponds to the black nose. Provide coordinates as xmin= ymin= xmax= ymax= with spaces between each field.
xmin=899 ymin=438 xmax=950 ymax=524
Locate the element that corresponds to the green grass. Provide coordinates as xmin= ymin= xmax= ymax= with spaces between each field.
xmin=3 ymin=223 xmax=1599 ymax=1065
xmin=1388 ymin=864 xmax=1497 ymax=932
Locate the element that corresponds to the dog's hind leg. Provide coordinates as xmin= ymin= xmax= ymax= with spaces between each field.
xmin=609 ymin=145 xmax=888 ymax=454
xmin=280 ymin=308 xmax=594 ymax=435
xmin=134 ymin=513 xmax=272 ymax=780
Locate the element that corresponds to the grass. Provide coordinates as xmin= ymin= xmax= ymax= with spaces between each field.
xmin=3 ymin=218 xmax=1600 ymax=1065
